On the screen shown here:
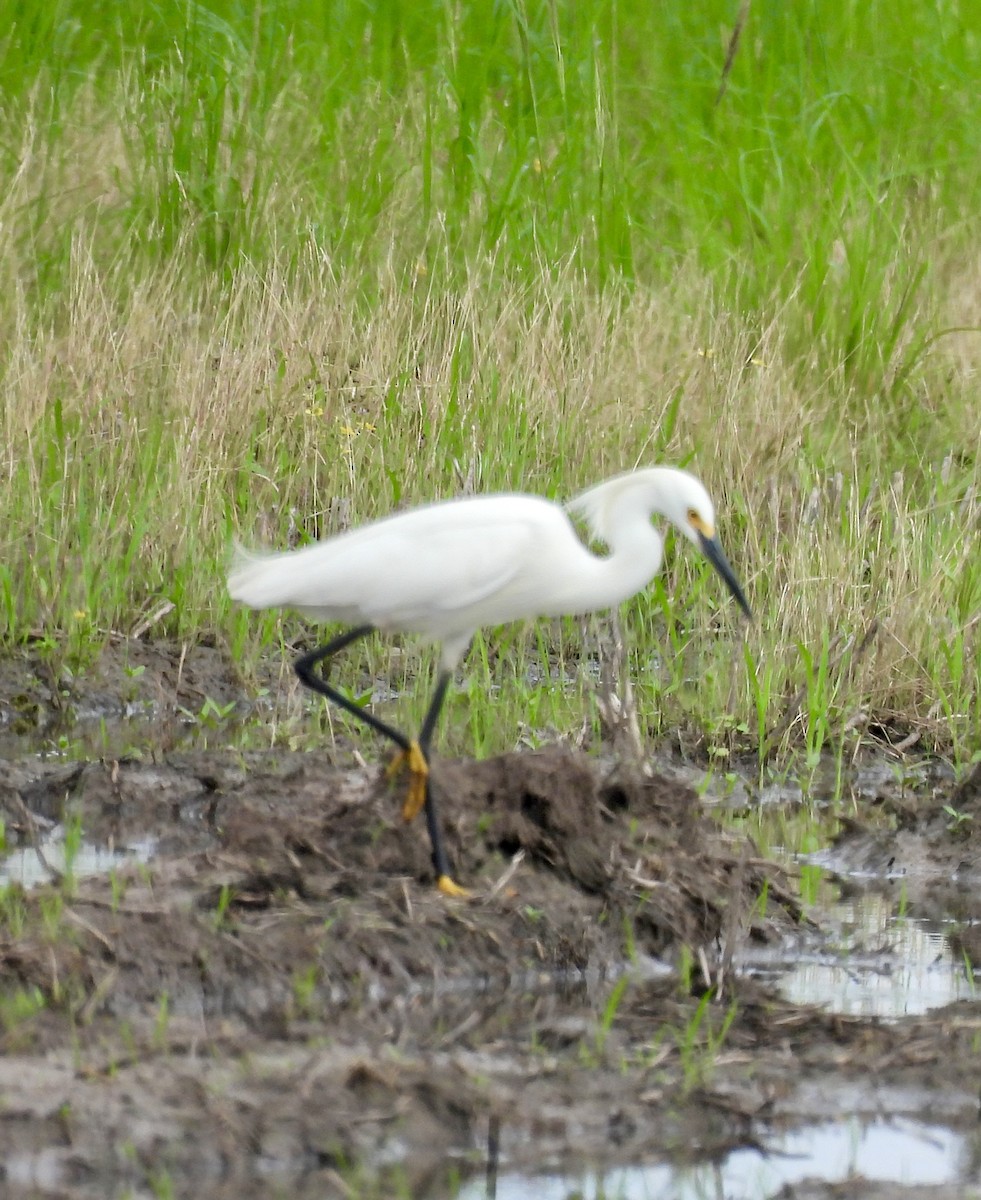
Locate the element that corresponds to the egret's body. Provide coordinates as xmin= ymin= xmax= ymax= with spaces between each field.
xmin=231 ymin=493 xmax=664 ymax=666
xmin=228 ymin=467 xmax=751 ymax=894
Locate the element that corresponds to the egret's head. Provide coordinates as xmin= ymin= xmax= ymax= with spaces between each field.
xmin=663 ymin=472 xmax=718 ymax=548
xmin=666 ymin=471 xmax=752 ymax=620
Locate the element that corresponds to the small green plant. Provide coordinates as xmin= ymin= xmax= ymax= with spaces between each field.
xmin=119 ymin=1019 xmax=139 ymax=1066
xmin=754 ymin=878 xmax=771 ymax=920
xmin=942 ymin=804 xmax=973 ymax=833
xmin=592 ymin=975 xmax=630 ymax=1060
xmin=0 ymin=985 xmax=46 ymax=1033
xmin=179 ymin=696 xmax=238 ymax=729
xmin=152 ymin=992 xmax=171 ymax=1051
xmin=108 ymin=868 xmax=127 ymax=912
xmin=675 ymin=992 xmax=738 ymax=1094
xmin=797 ymin=863 xmax=824 ymax=908
xmin=212 ymin=884 xmax=234 ymax=929
xmin=291 ymin=963 xmax=321 ymax=1018
xmin=121 ymin=662 xmax=146 ymax=702
xmin=959 ymin=949 xmax=978 ymax=993
xmin=621 ymin=914 xmax=638 ymax=965
xmin=797 ymin=636 xmax=833 ymax=769
xmin=896 ymin=879 xmax=909 ymax=920
xmin=744 ymin=643 xmax=774 ymax=764
xmin=0 ymin=886 xmax=28 ymax=938
xmin=61 ymin=811 xmax=84 ymax=894
xmin=148 ymin=1168 xmax=176 ymax=1200
xmin=40 ymin=891 xmax=65 ymax=943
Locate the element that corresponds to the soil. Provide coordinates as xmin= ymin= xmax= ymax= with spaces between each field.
xmin=1 ymin=641 xmax=981 ymax=1199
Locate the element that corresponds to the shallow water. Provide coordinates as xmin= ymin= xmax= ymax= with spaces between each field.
xmin=779 ymin=894 xmax=978 ymax=1016
xmin=742 ymin=886 xmax=980 ymax=1017
xmin=462 ymin=1117 xmax=967 ymax=1199
xmin=0 ymin=836 xmax=157 ymax=889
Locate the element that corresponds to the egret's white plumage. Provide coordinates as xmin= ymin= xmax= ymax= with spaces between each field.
xmin=228 ymin=466 xmax=750 ymax=894
xmin=229 ymin=468 xmax=745 ymax=661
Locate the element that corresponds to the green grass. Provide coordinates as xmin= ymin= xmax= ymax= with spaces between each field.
xmin=0 ymin=0 xmax=978 ymax=764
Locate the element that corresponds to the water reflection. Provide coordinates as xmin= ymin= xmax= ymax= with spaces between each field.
xmin=462 ymin=1118 xmax=964 ymax=1199
xmin=0 ymin=836 xmax=157 ymax=888
xmin=776 ymin=890 xmax=978 ymax=1016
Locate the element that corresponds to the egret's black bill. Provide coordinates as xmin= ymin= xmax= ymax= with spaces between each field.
xmin=699 ymin=533 xmax=752 ymax=619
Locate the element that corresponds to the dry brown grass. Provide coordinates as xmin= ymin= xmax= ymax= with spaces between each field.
xmin=1 ymin=220 xmax=977 ymax=757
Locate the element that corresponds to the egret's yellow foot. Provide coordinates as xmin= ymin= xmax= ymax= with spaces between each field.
xmin=437 ymin=874 xmax=472 ymax=899
xmin=401 ymin=770 xmax=429 ymax=823
xmin=386 ymin=740 xmax=430 ymax=822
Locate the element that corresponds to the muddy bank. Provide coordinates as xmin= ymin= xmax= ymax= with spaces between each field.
xmin=0 ymin=639 xmax=253 ymax=742
xmin=1 ymin=744 xmax=805 ymax=1017
xmin=3 ymin=975 xmax=981 ymax=1199
xmin=2 ymin=646 xmax=981 ymax=1197
xmin=0 ymin=739 xmax=806 ymax=1197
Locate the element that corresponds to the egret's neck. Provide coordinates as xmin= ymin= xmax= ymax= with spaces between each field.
xmin=589 ymin=506 xmax=664 ymax=605
xmin=560 ymin=469 xmax=682 ymax=613
xmin=546 ymin=516 xmax=663 ymax=617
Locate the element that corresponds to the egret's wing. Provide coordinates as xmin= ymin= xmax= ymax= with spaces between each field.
xmin=356 ymin=516 xmax=537 ymax=629
xmin=228 ymin=497 xmax=568 ymax=635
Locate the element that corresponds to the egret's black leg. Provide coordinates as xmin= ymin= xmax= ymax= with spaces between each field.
xmin=294 ymin=630 xmax=467 ymax=896
xmin=418 ymin=670 xmax=452 ymax=756
xmin=415 ymin=670 xmax=469 ymax=898
xmin=294 ymin=625 xmax=411 ymax=752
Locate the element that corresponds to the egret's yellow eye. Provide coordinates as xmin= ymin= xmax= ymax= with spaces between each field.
xmin=686 ymin=508 xmax=714 ymax=537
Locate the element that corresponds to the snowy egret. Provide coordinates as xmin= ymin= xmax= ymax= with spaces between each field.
xmin=228 ymin=467 xmax=751 ymax=895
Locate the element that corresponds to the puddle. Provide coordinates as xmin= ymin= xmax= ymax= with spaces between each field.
xmin=741 ymin=876 xmax=979 ymax=1017
xmin=778 ymin=891 xmax=978 ymax=1016
xmin=465 ymin=1118 xmax=966 ymax=1199
xmin=0 ymin=835 xmax=157 ymax=888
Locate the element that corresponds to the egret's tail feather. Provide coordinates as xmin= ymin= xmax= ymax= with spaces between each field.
xmin=227 ymin=540 xmax=360 ymax=622
xmin=227 ymin=542 xmax=298 ymax=610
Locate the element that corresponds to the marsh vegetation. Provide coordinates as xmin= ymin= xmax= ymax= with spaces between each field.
xmin=1 ymin=0 xmax=977 ymax=767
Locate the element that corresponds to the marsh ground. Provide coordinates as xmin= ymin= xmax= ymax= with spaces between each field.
xmin=2 ymin=644 xmax=980 ymax=1199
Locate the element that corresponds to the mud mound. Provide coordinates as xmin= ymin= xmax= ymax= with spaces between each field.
xmin=0 ymin=746 xmax=803 ymax=1033
xmin=0 ymin=743 xmax=810 ymax=1196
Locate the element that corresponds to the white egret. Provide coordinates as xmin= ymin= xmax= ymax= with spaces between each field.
xmin=228 ymin=467 xmax=751 ymax=895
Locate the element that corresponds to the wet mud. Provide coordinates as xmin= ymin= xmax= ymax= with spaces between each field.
xmin=1 ymin=644 xmax=981 ymax=1198
xmin=820 ymin=757 xmax=981 ymax=931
